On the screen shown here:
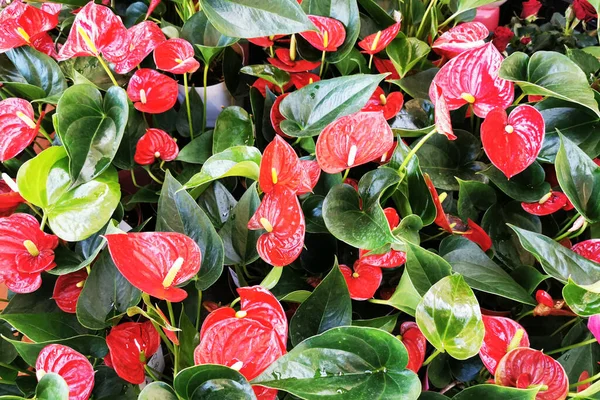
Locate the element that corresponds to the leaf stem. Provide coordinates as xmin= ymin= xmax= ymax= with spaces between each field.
xmin=422 ymin=349 xmax=442 ymax=366
xmin=546 ymin=338 xmax=597 ymax=355
xmin=202 ymin=63 xmax=209 ymax=134
xmin=195 ymin=290 xmax=202 ymax=331
xmin=37 ymin=125 xmax=53 ymax=144
xmin=130 ymin=169 xmax=142 ymax=189
xmin=145 ymin=167 xmax=163 ymax=185
xmin=513 ymin=93 xmax=526 ymax=105
xmin=398 ymin=128 xmax=437 ymax=172
xmin=150 ymin=320 xmax=175 ymax=354
xmin=40 ymin=213 xmax=47 ymax=231
xmin=570 ymin=370 xmax=600 ymax=388
xmin=550 ymin=317 xmax=579 ymax=337
xmin=183 ymin=73 xmax=194 ymax=140
xmin=167 ymin=301 xmax=179 ymax=376
xmin=416 ymin=0 xmax=438 ymax=39
xmin=96 ymin=55 xmax=119 ymax=87
xmin=144 ymin=364 xmax=159 ymax=381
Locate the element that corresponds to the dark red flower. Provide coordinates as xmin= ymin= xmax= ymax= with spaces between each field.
xmin=577 ymin=371 xmax=591 ymax=393
xmin=492 ymin=26 xmax=514 ymax=52
xmin=481 ymin=105 xmax=545 ymax=179
xmin=114 ymin=21 xmax=165 ymax=74
xmin=361 ymin=87 xmax=404 ymax=120
xmin=399 ymin=322 xmax=427 ymax=373
xmin=268 ymin=48 xmax=320 ymax=72
xmin=249 ymin=35 xmax=285 ymax=48
xmin=57 ymin=2 xmax=129 ymax=63
xmin=134 ymin=128 xmax=179 ymax=165
xmin=36 ymin=344 xmax=94 ymax=400
xmin=0 ymin=1 xmax=58 ymax=53
xmin=194 ymin=286 xmax=286 ymax=400
xmin=154 ymin=38 xmax=200 ymax=74
xmin=521 ymin=191 xmax=568 ymax=216
xmin=300 ymin=15 xmax=346 ymax=52
xmin=252 ymin=78 xmax=293 ymax=97
xmin=105 ymin=232 xmax=202 ymax=302
xmin=0 ymin=213 xmax=58 ymax=293
xmin=340 ymin=262 xmax=382 ymax=301
xmin=429 ymin=42 xmax=514 ymax=118
xmin=479 ymin=315 xmax=530 ymax=374
xmin=259 ymin=136 xmax=303 ymax=194
xmin=535 ymin=289 xmax=554 ymax=308
xmin=521 ymin=0 xmax=542 ymax=18
xmin=127 ymin=69 xmax=178 ymax=114
xmin=358 ymin=21 xmax=401 ymax=55
xmin=316 ymin=112 xmax=394 ymax=174
xmin=573 ymin=0 xmax=597 ymax=22
xmin=289 ymin=72 xmax=320 ymax=89
xmin=297 ymin=159 xmax=321 ymax=195
xmin=0 ymin=178 xmax=24 ymax=217
xmin=432 ymin=22 xmax=489 ymax=59
xmin=572 ymin=239 xmax=600 ymax=263
xmin=270 ymin=93 xmax=292 ymax=139
xmin=495 ymin=348 xmax=568 ymax=400
xmin=247 ymin=188 xmax=305 ymax=267
xmin=0 ymin=98 xmax=39 ymax=161
xmin=53 ymin=269 xmax=87 ymax=314
xmin=358 ymin=208 xmax=407 ymax=268
xmin=520 ymin=36 xmax=532 ymax=45
xmin=373 ymin=57 xmax=400 ymax=80
xmin=105 ymin=321 xmax=160 ymax=384
xmin=424 ymin=174 xmax=453 ymax=233
xmin=431 ymin=82 xmax=456 ymax=140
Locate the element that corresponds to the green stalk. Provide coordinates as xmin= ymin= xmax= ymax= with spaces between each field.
xmin=398 ymin=128 xmax=437 ymax=172
xmin=96 ymin=56 xmax=119 ymax=87
xmin=183 ymin=73 xmax=194 ymax=140
xmin=546 ymin=338 xmax=597 ymax=355
xmin=422 ymin=349 xmax=442 ymax=366
xmin=202 ymin=63 xmax=209 ymax=134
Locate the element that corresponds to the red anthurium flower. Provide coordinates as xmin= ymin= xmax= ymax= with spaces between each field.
xmin=358 ymin=21 xmax=401 ymax=55
xmin=41 ymin=3 xmax=63 ymax=17
xmin=105 ymin=232 xmax=201 ymax=302
xmin=479 ymin=315 xmax=529 ymax=374
xmin=247 ymin=188 xmax=305 ymax=267
xmin=481 ymin=105 xmax=544 ymax=179
xmin=0 ymin=98 xmax=39 ymax=161
xmin=535 ymin=290 xmax=554 ymax=308
xmin=134 ymin=128 xmax=179 ymax=165
xmin=31 ymin=32 xmax=58 ymax=59
xmin=572 ymin=239 xmax=600 ymax=263
xmin=521 ymin=191 xmax=567 ymax=216
xmin=105 ymin=321 xmax=160 ymax=384
xmin=0 ymin=1 xmax=58 ymax=53
xmin=362 ymin=87 xmax=404 ymax=120
xmin=53 ymin=269 xmax=87 ymax=314
xmin=432 ymin=22 xmax=489 ymax=59
xmin=36 ymin=344 xmax=94 ymax=400
xmin=577 ymin=371 xmax=591 ymax=393
xmin=358 ymin=208 xmax=407 ymax=268
xmin=268 ymin=48 xmax=320 ymax=72
xmin=249 ymin=35 xmax=285 ymax=48
xmin=431 ymin=82 xmax=456 ymax=140
xmin=495 ymin=348 xmax=568 ymax=400
xmin=114 ymin=21 xmax=165 ymax=74
xmin=429 ymin=43 xmax=514 ymax=118
xmin=259 ymin=136 xmax=303 ymax=194
xmin=194 ymin=286 xmax=286 ymax=400
xmin=252 ymin=78 xmax=293 ymax=97
xmin=289 ymin=72 xmax=320 ymax=89
xmin=399 ymin=322 xmax=427 ymax=373
xmin=573 ymin=0 xmax=597 ymax=22
xmin=270 ymin=93 xmax=292 ymax=139
xmin=316 ymin=112 xmax=394 ymax=174
xmin=424 ymin=174 xmax=453 ymax=233
xmin=340 ymin=262 xmax=382 ymax=301
xmin=0 ymin=213 xmax=58 ymax=293
xmin=155 ymin=307 xmax=179 ymax=345
xmin=146 ymin=0 xmax=161 ymax=19
xmin=127 ymin=69 xmax=178 ymax=114
xmin=57 ymin=2 xmax=129 ymax=63
xmin=297 ymin=159 xmax=321 ymax=195
xmin=0 ymin=179 xmax=24 ymax=217
xmin=373 ymin=57 xmax=400 ymax=80
xmin=300 ymin=15 xmax=346 ymax=52
xmin=154 ymin=38 xmax=200 ymax=74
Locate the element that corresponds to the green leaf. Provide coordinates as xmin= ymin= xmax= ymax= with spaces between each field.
xmin=240 ymin=65 xmax=290 ymax=87
xmin=253 ymin=326 xmax=421 ymax=399
xmin=509 ymin=225 xmax=600 ymax=287
xmin=157 ymin=171 xmax=225 ymax=291
xmin=386 ymin=34 xmax=430 ymax=79
xmin=566 ymin=47 xmax=600 ymax=76
xmin=0 ymin=313 xmax=85 ymax=342
xmin=302 ymin=195 xmax=327 ymax=233
xmin=555 ymin=133 xmax=600 ymax=223
xmin=173 ymin=365 xmax=255 ymax=400
xmin=180 ymin=10 xmax=238 ymax=64
xmin=55 ymin=84 xmax=129 ymax=185
xmin=405 ymin=242 xmax=452 ymax=296
xmin=212 ymin=106 xmax=254 ymax=154
xmin=392 ymin=68 xmax=438 ymax=100
xmin=177 ymin=131 xmax=213 ymax=165
xmin=375 ymin=271 xmax=422 ymax=316
xmin=499 ymin=51 xmax=600 ymax=117
xmin=333 ymin=47 xmax=368 ymax=76
xmin=139 ymin=382 xmax=178 ymax=400
xmin=480 ymin=162 xmax=551 ymax=203
xmin=440 ymin=237 xmax=536 ymax=305
xmin=510 ymin=266 xmax=550 ymax=294
xmin=455 ymin=0 xmax=504 ymax=14
xmin=322 ymin=167 xmax=399 ymax=249
xmin=35 ymin=373 xmax=69 ymax=400
xmin=4 ymin=47 xmax=67 ymax=98
xmin=182 ymin=146 xmax=262 ymax=190
xmin=76 ymin=251 xmax=141 ymax=330
xmin=353 ymin=314 xmax=399 ymax=333
xmin=16 ymin=146 xmax=68 ymax=209
xmin=452 ymin=385 xmax=539 ymax=399
xmin=289 ymin=260 xmax=352 ymax=346
xmin=177 ymin=310 xmax=200 ymax=371
xmin=563 ymin=279 xmax=600 ymax=317
xmin=456 ymin=179 xmax=496 ymax=222
xmin=279 ymin=74 xmax=386 ymax=137
xmin=416 ymin=275 xmax=484 ymax=360
xmin=176 ymin=86 xmax=204 ymax=139
xmin=113 ymin=105 xmax=148 ymax=170
xmin=200 ymin=0 xmax=314 ymax=38
xmin=3 ymin=335 xmax=107 ymax=366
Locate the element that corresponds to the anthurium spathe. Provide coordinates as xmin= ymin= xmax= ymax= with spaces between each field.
xmin=52 ymin=269 xmax=87 ymax=314
xmin=114 ymin=21 xmax=165 ymax=74
xmin=127 ymin=68 xmax=178 ymax=114
xmin=479 ymin=315 xmax=530 ymax=374
xmin=247 ymin=188 xmax=305 ymax=267
xmin=259 ymin=136 xmax=303 ymax=194
xmin=104 ymin=232 xmax=201 ymax=302
xmin=495 ymin=348 xmax=569 ymax=400
xmin=588 ymin=314 xmax=600 ymax=342
xmin=432 ymin=22 xmax=489 ymax=59
xmin=289 ymin=72 xmax=320 ymax=89
xmin=300 ymin=15 xmax=346 ymax=52
xmin=153 ymin=38 xmax=200 ymax=74
xmin=315 ymin=112 xmax=394 ymax=174
xmin=270 ymin=93 xmax=292 ymax=138
xmin=358 ymin=208 xmax=407 ymax=268
xmin=0 ymin=98 xmax=39 ymax=162
xmin=358 ymin=18 xmax=401 ymax=55
xmin=105 ymin=321 xmax=160 ymax=384
xmin=297 ymin=159 xmax=321 ymax=195
xmin=0 ymin=213 xmax=58 ymax=293
xmin=36 ymin=344 xmax=94 ymax=400
xmin=361 ymin=87 xmax=404 ymax=120
xmin=267 ymin=48 xmax=321 ymax=72
xmin=429 ymin=42 xmax=514 ymax=118
xmin=572 ymin=239 xmax=600 ymax=262
xmin=481 ymin=105 xmax=545 ymax=179
xmin=0 ymin=179 xmax=24 ymax=217
xmin=399 ymin=322 xmax=427 ymax=373
xmin=431 ymin=82 xmax=456 ymax=140
xmin=521 ymin=191 xmax=568 ymax=216
xmin=0 ymin=1 xmax=58 ymax=53
xmin=373 ymin=57 xmax=400 ymax=80
xmin=340 ymin=262 xmax=382 ymax=301
xmin=134 ymin=128 xmax=179 ymax=165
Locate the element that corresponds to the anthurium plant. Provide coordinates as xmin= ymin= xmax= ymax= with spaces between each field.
xmin=2 ymin=0 xmax=600 ymax=398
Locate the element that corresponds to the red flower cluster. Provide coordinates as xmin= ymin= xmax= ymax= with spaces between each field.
xmin=573 ymin=0 xmax=597 ymax=21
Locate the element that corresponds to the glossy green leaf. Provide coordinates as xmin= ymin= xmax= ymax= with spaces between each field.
xmin=279 ymin=74 xmax=386 ymax=137
xmin=289 ymin=260 xmax=352 ymax=346
xmin=177 ymin=310 xmax=199 ymax=371
xmin=353 ymin=314 xmax=399 ymax=333
xmin=112 ymin=105 xmax=148 ymax=170
xmin=386 ymin=34 xmax=430 ymax=79
xmin=35 ymin=373 xmax=68 ymax=400
xmin=200 ymin=0 xmax=314 ymax=38
xmin=4 ymin=46 xmax=67 ymax=98
xmin=177 ymin=131 xmax=213 ymax=165
xmin=452 ymin=385 xmax=538 ymax=399
xmin=212 ymin=106 xmax=254 ymax=154
xmin=555 ymin=133 xmax=600 ymax=223
xmin=55 ymin=84 xmax=129 ymax=185
xmin=253 ymin=326 xmax=421 ymax=399
xmin=372 ymin=270 xmax=422 ymax=317
xmin=157 ymin=172 xmax=225 ymax=291
xmin=563 ymin=279 xmax=600 ymax=316
xmin=405 ymin=242 xmax=452 ymax=296
xmin=302 ymin=195 xmax=327 ymax=233
xmin=481 ymin=162 xmax=551 ymax=203
xmin=416 ymin=275 xmax=484 ymax=360
xmin=16 ymin=146 xmax=68 ymax=209
xmin=173 ymin=364 xmax=255 ymax=400
xmin=333 ymin=47 xmax=368 ymax=76
xmin=139 ymin=382 xmax=178 ymax=400
xmin=180 ymin=10 xmax=238 ymax=64
xmin=456 ymin=179 xmax=496 ymax=222
xmin=510 ymin=266 xmax=550 ymax=294
xmin=499 ymin=51 xmax=600 ymax=117
xmin=0 ymin=313 xmax=85 ymax=342
xmin=3 ymin=335 xmax=107 ymax=366
xmin=240 ymin=65 xmax=290 ymax=88
xmin=392 ymin=68 xmax=438 ymax=100
xmin=323 ymin=167 xmax=399 ymax=249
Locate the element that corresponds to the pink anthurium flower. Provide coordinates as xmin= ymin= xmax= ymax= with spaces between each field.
xmin=0 ymin=1 xmax=58 ymax=53
xmin=114 ymin=21 xmax=165 ymax=74
xmin=134 ymin=128 xmax=179 ymax=165
xmin=358 ymin=19 xmax=401 ymax=55
xmin=268 ymin=48 xmax=320 ymax=72
xmin=432 ymin=22 xmax=489 ymax=59
xmin=153 ymin=38 xmax=200 ymax=74
xmin=127 ymin=69 xmax=178 ymax=114
xmin=430 ymin=82 xmax=456 ymax=140
xmin=588 ymin=314 xmax=600 ymax=342
xmin=521 ymin=191 xmax=568 ymax=216
xmin=36 ymin=344 xmax=94 ymax=400
xmin=340 ymin=262 xmax=382 ymax=301
xmin=479 ymin=315 xmax=530 ymax=374
xmin=361 ymin=87 xmax=404 ymax=120
xmin=300 ymin=15 xmax=346 ymax=52
xmin=481 ymin=105 xmax=545 ymax=179
xmin=53 ymin=269 xmax=87 ymax=314
xmin=572 ymin=239 xmax=600 ymax=263
xmin=0 ymin=98 xmax=39 ymax=161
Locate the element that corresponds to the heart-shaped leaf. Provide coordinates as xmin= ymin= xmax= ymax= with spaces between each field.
xmin=405 ymin=242 xmax=452 ymax=296
xmin=372 ymin=271 xmax=422 ymax=316
xmin=480 ymin=162 xmax=550 ymax=203
xmin=212 ymin=106 xmax=254 ymax=154
xmin=180 ymin=10 xmax=238 ymax=64
xmin=173 ymin=364 xmax=255 ymax=400
xmin=563 ymin=279 xmax=600 ymax=317
xmin=139 ymin=382 xmax=178 ymax=400
xmin=35 ymin=373 xmax=69 ymax=400
xmin=456 ymin=178 xmax=496 ymax=222
xmin=386 ymin=34 xmax=430 ymax=79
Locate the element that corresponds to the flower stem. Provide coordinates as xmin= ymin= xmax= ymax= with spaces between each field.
xmin=546 ymin=338 xmax=597 ymax=355
xmin=145 ymin=167 xmax=163 ymax=185
xmin=398 ymin=128 xmax=437 ymax=172
xmin=513 ymin=93 xmax=526 ymax=105
xmin=416 ymin=0 xmax=438 ymax=39
xmin=183 ymin=73 xmax=194 ymax=140
xmin=130 ymin=169 xmax=142 ymax=189
xmin=342 ymin=169 xmax=350 ymax=181
xmin=144 ymin=364 xmax=159 ymax=381
xmin=319 ymin=50 xmax=326 ymax=77
xmin=37 ymin=125 xmax=53 ymax=144
xmin=167 ymin=301 xmax=179 ymax=376
xmin=40 ymin=213 xmax=47 ymax=231
xmin=195 ymin=290 xmax=202 ymax=331
xmin=570 ymin=371 xmax=600 ymax=388
xmin=550 ymin=317 xmax=579 ymax=337
xmin=422 ymin=349 xmax=442 ymax=367
xmin=554 ymin=213 xmax=582 ymax=240
xmin=202 ymin=63 xmax=209 ymax=134
xmin=96 ymin=55 xmax=119 ymax=87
